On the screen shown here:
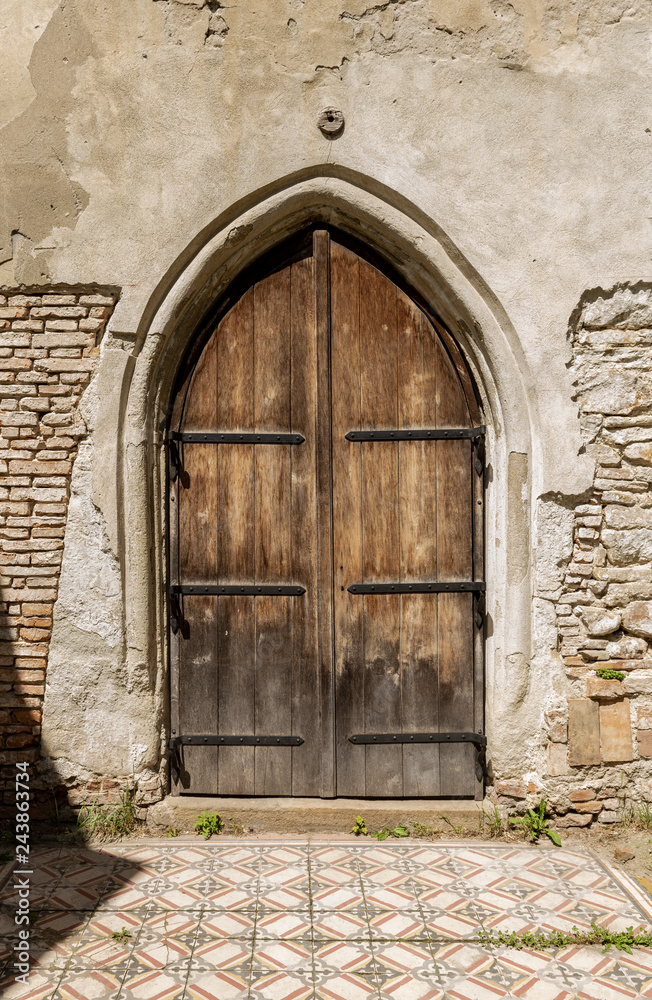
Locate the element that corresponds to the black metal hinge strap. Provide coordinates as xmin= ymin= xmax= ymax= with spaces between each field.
xmin=170 ymin=735 xmax=304 ymax=747
xmin=348 ymin=732 xmax=487 ymax=746
xmin=346 ymin=425 xmax=485 ymax=442
xmin=347 ymin=582 xmax=485 ymax=595
xmin=171 ymin=431 xmax=304 ymax=445
xmin=171 ymin=584 xmax=305 ymax=596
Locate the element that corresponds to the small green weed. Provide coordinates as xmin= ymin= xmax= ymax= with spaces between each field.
xmin=77 ymin=789 xmax=137 ymax=841
xmin=479 ymin=805 xmax=503 ymax=838
xmin=352 ymin=815 xmax=368 ymax=836
xmin=441 ymin=814 xmax=465 ymax=836
xmin=621 ymin=800 xmax=652 ymax=830
xmin=479 ymin=923 xmax=652 ymax=954
xmin=166 ymin=827 xmax=179 ymax=838
xmin=596 ymin=667 xmax=625 ymax=681
xmin=371 ymin=824 xmax=409 ymax=841
xmin=228 ymin=818 xmax=246 ymax=836
xmin=194 ymin=811 xmax=224 ymax=840
xmin=509 ymin=800 xmax=561 ymax=846
xmin=409 ymin=821 xmax=441 ymax=840
xmin=111 ymin=927 xmax=132 ymax=944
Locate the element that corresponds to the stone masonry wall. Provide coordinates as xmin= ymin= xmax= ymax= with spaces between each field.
xmin=492 ymin=286 xmax=652 ymax=826
xmin=0 ymin=290 xmax=117 ymax=820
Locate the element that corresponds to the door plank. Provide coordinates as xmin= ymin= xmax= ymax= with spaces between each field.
xmin=359 ymin=258 xmax=402 ymax=797
xmin=435 ymin=336 xmax=475 ymax=795
xmin=331 ymin=240 xmax=365 ymax=797
xmin=289 ymin=252 xmax=321 ymax=794
xmin=398 ymin=298 xmax=440 ymax=796
xmin=213 ymin=291 xmax=256 ymax=792
xmin=177 ymin=332 xmax=219 ymax=791
xmin=253 ymin=267 xmax=293 ymax=794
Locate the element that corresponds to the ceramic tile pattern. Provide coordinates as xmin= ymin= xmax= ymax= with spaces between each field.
xmin=1 ymin=842 xmax=652 ymax=999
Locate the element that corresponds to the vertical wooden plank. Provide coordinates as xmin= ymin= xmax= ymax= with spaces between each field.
xmin=331 ymin=240 xmax=364 ymax=797
xmin=289 ymin=253 xmax=321 ymax=795
xmin=314 ymin=231 xmax=336 ymax=797
xmin=398 ymin=299 xmax=440 ymax=796
xmin=473 ymin=423 xmax=485 ymax=799
xmin=359 ymin=259 xmax=402 ymax=798
xmin=435 ymin=337 xmax=475 ymax=795
xmin=253 ymin=268 xmax=293 ymax=795
xmin=215 ymin=291 xmax=256 ymax=793
xmin=177 ymin=333 xmax=219 ymax=792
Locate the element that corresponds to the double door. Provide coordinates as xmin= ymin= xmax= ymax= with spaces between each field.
xmin=169 ymin=230 xmax=484 ymax=798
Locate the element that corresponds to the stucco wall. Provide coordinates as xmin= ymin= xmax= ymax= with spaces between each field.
xmin=1 ymin=0 xmax=651 ymax=816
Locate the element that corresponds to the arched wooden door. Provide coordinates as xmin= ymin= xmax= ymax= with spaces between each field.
xmin=168 ymin=230 xmax=485 ymax=799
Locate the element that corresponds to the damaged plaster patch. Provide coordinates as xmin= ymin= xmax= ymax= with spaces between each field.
xmin=53 ymin=436 xmax=123 ymax=646
xmin=152 ymin=0 xmax=230 ymax=47
xmin=0 ymin=0 xmax=60 ymax=129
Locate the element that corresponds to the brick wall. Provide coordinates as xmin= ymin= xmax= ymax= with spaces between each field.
xmin=0 ymin=290 xmax=117 ymax=818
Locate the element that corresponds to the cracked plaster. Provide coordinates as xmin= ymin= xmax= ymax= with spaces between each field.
xmin=2 ymin=0 xmax=652 ymax=801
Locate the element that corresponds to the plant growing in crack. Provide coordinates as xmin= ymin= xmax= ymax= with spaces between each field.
xmin=194 ymin=811 xmax=224 ymax=840
xmin=509 ymin=800 xmax=561 ymax=846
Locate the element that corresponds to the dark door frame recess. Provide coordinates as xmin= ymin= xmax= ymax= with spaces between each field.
xmin=166 ymin=226 xmax=486 ymax=798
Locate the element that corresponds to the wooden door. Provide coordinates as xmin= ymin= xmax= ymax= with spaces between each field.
xmin=169 ymin=231 xmax=484 ymax=798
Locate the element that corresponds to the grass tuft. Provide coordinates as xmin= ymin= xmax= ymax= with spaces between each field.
xmin=479 ymin=923 xmax=652 ymax=954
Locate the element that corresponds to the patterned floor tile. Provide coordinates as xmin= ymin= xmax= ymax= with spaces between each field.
xmin=249 ymin=968 xmax=315 ymax=999
xmin=361 ymin=886 xmax=420 ymax=914
xmin=194 ymin=910 xmax=256 ymax=941
xmin=0 ymin=968 xmax=63 ymax=1000
xmin=63 ymin=908 xmax=143 ymax=971
xmin=116 ymin=967 xmax=187 ymax=999
xmin=371 ymin=940 xmax=436 ymax=978
xmin=184 ymin=969 xmax=250 ymax=999
xmin=377 ymin=977 xmax=443 ymax=1000
xmin=312 ymin=887 xmax=367 ymax=912
xmin=52 ymin=967 xmax=125 ymax=999
xmin=313 ymin=941 xmax=375 ymax=975
xmin=250 ymin=940 xmax=314 ymax=973
xmin=368 ymin=911 xmax=430 ymax=942
xmin=313 ymin=971 xmax=378 ymax=999
xmin=312 ymin=911 xmax=371 ymax=942
xmin=7 ymin=841 xmax=652 ymax=1000
xmin=255 ymin=910 xmax=313 ymax=940
xmin=190 ymin=938 xmax=252 ymax=973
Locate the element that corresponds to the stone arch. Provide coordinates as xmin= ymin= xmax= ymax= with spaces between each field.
xmin=66 ymin=173 xmax=537 ymax=790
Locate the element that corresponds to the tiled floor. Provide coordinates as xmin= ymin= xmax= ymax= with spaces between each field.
xmin=1 ymin=840 xmax=652 ymax=999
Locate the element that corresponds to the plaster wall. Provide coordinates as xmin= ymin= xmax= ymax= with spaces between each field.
xmin=0 ymin=0 xmax=651 ymax=814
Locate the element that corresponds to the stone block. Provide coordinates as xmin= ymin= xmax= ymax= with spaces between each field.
xmin=637 ymin=730 xmax=652 ymax=758
xmin=622 ymin=601 xmax=652 ymax=638
xmin=586 ymin=676 xmax=625 ymax=700
xmin=598 ymin=811 xmax=619 ymax=823
xmin=556 ymin=812 xmax=593 ymax=827
xmin=568 ymin=788 xmax=595 ymax=802
xmin=605 ymin=637 xmax=647 ymax=659
xmin=574 ymin=800 xmax=603 ymax=814
xmin=600 ymin=699 xmax=633 ymax=762
xmin=494 ymin=781 xmax=526 ymax=799
xmin=624 ymin=671 xmax=652 ymax=695
xmin=568 ymin=699 xmax=600 ymax=766
xmin=547 ymin=743 xmax=570 ymax=776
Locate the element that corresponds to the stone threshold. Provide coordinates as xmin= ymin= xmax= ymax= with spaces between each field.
xmin=147 ymin=796 xmax=487 ymax=834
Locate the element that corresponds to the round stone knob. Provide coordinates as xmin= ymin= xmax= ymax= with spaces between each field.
xmin=317 ymin=107 xmax=344 ymax=136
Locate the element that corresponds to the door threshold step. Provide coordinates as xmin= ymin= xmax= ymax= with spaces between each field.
xmin=147 ymin=796 xmax=488 ymax=835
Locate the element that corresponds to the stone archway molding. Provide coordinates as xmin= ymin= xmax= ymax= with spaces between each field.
xmin=46 ymin=171 xmax=538 ymax=797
